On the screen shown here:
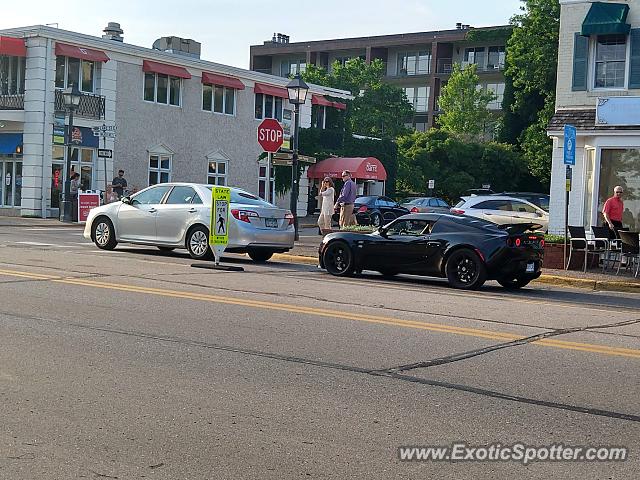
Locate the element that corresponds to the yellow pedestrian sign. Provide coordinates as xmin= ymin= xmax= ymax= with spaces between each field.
xmin=210 ymin=186 xmax=230 ymax=264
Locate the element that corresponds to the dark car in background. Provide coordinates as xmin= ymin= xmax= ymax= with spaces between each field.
xmin=319 ymin=213 xmax=544 ymax=290
xmin=400 ymin=197 xmax=451 ymax=214
xmin=353 ymin=196 xmax=409 ymax=227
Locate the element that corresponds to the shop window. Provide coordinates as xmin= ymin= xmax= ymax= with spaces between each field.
xmin=149 ymin=154 xmax=172 ymax=185
xmin=255 ymin=93 xmax=283 ymax=120
xmin=0 ymin=55 xmax=25 ymax=95
xmin=598 ymin=149 xmax=640 ymax=231
xmin=144 ymin=72 xmax=181 ymax=106
xmin=69 ymin=147 xmax=94 ymax=190
xmin=55 ymin=56 xmax=95 ymax=93
xmin=202 ymin=84 xmax=236 ymax=115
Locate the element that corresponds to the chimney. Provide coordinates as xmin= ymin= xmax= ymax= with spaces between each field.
xmin=456 ymin=22 xmax=462 ymax=30
xmin=102 ymin=22 xmax=124 ymax=42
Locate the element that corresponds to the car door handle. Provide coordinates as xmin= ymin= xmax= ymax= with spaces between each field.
xmin=148 ymin=208 xmax=157 ymax=213
xmin=188 ymin=208 xmax=197 ymax=213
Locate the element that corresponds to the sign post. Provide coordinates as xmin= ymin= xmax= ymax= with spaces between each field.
xmin=92 ymin=124 xmax=117 ymax=202
xmin=428 ymin=179 xmax=435 ymax=197
xmin=210 ymin=186 xmax=230 ymax=266
xmin=563 ymin=124 xmax=576 ymax=269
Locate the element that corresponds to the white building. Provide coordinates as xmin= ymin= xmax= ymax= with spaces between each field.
xmin=0 ymin=24 xmax=350 ymax=218
xmin=548 ymin=0 xmax=640 ymax=233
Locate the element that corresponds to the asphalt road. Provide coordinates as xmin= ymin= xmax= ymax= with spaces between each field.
xmin=0 ymin=223 xmax=639 ymax=479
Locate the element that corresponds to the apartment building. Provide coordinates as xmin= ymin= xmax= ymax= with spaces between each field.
xmin=250 ymin=25 xmax=509 ymax=131
xmin=0 ymin=24 xmax=349 ymax=218
xmin=548 ymin=0 xmax=640 ymax=233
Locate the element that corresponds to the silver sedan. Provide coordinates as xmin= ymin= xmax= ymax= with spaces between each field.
xmin=83 ymin=183 xmax=295 ymax=262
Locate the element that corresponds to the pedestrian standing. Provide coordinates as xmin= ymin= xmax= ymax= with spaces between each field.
xmin=317 ymin=177 xmax=335 ymax=234
xmin=70 ymin=172 xmax=81 ymax=221
xmin=602 ymin=186 xmax=624 ymax=238
xmin=112 ymin=169 xmax=127 ymax=199
xmin=334 ymin=170 xmax=357 ymax=228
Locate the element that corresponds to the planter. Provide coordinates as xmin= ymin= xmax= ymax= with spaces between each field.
xmin=543 ymin=243 xmax=599 ymax=270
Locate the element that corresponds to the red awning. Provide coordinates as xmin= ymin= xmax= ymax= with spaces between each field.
xmin=0 ymin=36 xmax=26 ymax=57
xmin=332 ymin=101 xmax=347 ymax=110
xmin=254 ymin=83 xmax=288 ymax=98
xmin=312 ymin=95 xmax=333 ymax=107
xmin=201 ymin=72 xmax=245 ymax=90
xmin=142 ymin=60 xmax=191 ymax=79
xmin=307 ymin=157 xmax=387 ymax=181
xmin=55 ymin=42 xmax=109 ymax=62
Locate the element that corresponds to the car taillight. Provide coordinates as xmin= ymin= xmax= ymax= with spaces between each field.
xmin=231 ymin=209 xmax=258 ymax=223
xmin=284 ymin=211 xmax=294 ymax=225
xmin=540 ymin=239 xmax=545 ymax=248
xmin=515 ymin=238 xmax=522 ymax=247
xmin=357 ymin=205 xmax=368 ymax=213
xmin=450 ymin=208 xmax=465 ymax=215
xmin=410 ymin=206 xmax=419 ymax=213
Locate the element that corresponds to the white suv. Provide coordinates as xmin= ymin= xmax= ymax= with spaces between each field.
xmin=451 ymin=195 xmax=548 ymax=232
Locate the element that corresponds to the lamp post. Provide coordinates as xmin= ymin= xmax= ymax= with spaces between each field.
xmin=61 ymin=83 xmax=81 ymax=222
xmin=286 ymin=73 xmax=309 ymax=241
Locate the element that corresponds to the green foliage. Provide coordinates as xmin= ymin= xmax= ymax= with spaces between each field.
xmin=340 ymin=225 xmax=375 ymax=232
xmin=437 ymin=63 xmax=496 ymax=139
xmin=544 ymin=234 xmax=565 ymax=244
xmin=396 ymin=129 xmax=527 ymax=203
xmin=303 ymin=58 xmax=412 ymax=139
xmin=465 ymin=26 xmax=514 ymax=43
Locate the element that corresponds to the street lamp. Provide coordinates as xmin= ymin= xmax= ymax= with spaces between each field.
xmin=61 ymin=83 xmax=81 ymax=222
xmin=286 ymin=73 xmax=309 ymax=240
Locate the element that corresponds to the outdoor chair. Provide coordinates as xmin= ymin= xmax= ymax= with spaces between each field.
xmin=591 ymin=225 xmax=619 ymax=272
xmin=616 ymin=231 xmax=640 ymax=278
xmin=567 ymin=226 xmax=607 ymax=272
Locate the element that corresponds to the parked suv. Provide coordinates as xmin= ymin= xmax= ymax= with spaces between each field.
xmin=491 ymin=192 xmax=550 ymax=212
xmin=451 ymin=195 xmax=548 ymax=232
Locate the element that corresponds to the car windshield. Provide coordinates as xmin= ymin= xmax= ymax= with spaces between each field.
xmin=205 ymin=187 xmax=273 ymax=207
xmin=454 ymin=199 xmax=465 ymax=208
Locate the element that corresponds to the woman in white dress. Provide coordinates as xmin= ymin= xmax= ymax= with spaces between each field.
xmin=317 ymin=177 xmax=335 ymax=234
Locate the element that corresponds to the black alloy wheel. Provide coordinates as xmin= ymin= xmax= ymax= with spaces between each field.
xmin=497 ymin=276 xmax=532 ymax=290
xmin=186 ymin=225 xmax=214 ymax=260
xmin=248 ymin=249 xmax=274 ymax=262
xmin=92 ymin=216 xmax=117 ymax=250
xmin=370 ymin=213 xmax=383 ymax=227
xmin=445 ymin=249 xmax=487 ymax=290
xmin=323 ymin=241 xmax=354 ymax=276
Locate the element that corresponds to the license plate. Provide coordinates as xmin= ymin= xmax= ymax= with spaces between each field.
xmin=265 ymin=218 xmax=278 ymax=228
xmin=526 ymin=262 xmax=535 ymax=273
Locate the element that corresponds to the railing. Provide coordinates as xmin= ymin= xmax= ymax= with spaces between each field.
xmin=436 ymin=58 xmax=453 ymax=74
xmin=436 ymin=59 xmax=505 ymax=74
xmin=0 ymin=93 xmax=25 ymax=110
xmin=54 ymin=89 xmax=105 ymax=120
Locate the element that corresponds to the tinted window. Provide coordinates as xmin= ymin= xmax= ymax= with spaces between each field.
xmin=511 ymin=200 xmax=537 ymax=213
xmin=165 ymin=186 xmax=198 ymax=205
xmin=131 ymin=185 xmax=171 ymax=205
xmin=473 ymin=200 xmax=511 ymax=211
xmin=387 ymin=219 xmax=431 ymax=236
xmin=355 ymin=196 xmax=376 ymax=206
xmin=437 ymin=199 xmax=449 ymax=207
xmin=428 ymin=198 xmax=439 ymax=207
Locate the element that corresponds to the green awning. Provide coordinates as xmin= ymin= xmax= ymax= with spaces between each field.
xmin=581 ymin=2 xmax=630 ymax=36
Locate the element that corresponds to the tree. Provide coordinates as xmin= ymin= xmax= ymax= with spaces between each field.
xmin=302 ymin=58 xmax=413 ymax=139
xmin=437 ymin=63 xmax=496 ymax=139
xmin=505 ymin=0 xmax=561 ymax=186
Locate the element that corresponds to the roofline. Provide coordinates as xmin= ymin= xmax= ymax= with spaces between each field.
xmin=0 ymin=25 xmax=352 ymax=99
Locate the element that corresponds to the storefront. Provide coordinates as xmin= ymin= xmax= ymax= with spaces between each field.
xmin=0 ymin=133 xmax=23 ymax=211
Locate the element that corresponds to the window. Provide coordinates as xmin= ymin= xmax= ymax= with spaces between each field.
xmin=55 ymin=56 xmax=95 ymax=92
xmin=485 ymin=83 xmax=505 ymax=109
xmin=0 ymin=55 xmax=25 ymax=95
xmin=143 ymin=72 xmax=181 ymax=106
xmin=510 ymin=200 xmax=537 ymax=213
xmin=397 ymin=51 xmax=431 ymax=75
xmin=202 ymin=84 xmax=236 ymax=115
xmin=464 ymin=47 xmax=486 ymax=68
xmin=473 ymin=200 xmax=511 ymax=211
xmin=312 ymin=104 xmax=326 ymax=128
xmin=255 ymin=93 xmax=284 ymax=120
xmin=166 ymin=186 xmax=198 ymax=204
xmin=148 ymin=154 xmax=171 ymax=185
xmin=207 ymin=160 xmax=227 ymax=185
xmin=131 ymin=185 xmax=171 ymax=205
xmin=487 ymin=46 xmax=505 ymax=70
xmin=387 ymin=219 xmax=432 ymax=236
xmin=403 ymin=86 xmax=429 ymax=112
xmin=258 ymin=163 xmax=275 ymax=201
xmin=595 ymin=34 xmax=627 ymax=89
xmin=69 ymin=147 xmax=94 ymax=190
xmin=280 ymin=58 xmax=306 ymax=77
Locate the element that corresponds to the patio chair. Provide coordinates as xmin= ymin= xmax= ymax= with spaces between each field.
xmin=616 ymin=231 xmax=640 ymax=278
xmin=567 ymin=226 xmax=607 ymax=272
xmin=591 ymin=225 xmax=619 ymax=271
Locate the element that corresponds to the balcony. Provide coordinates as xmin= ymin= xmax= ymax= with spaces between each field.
xmin=436 ymin=58 xmax=454 ymax=74
xmin=436 ymin=59 xmax=506 ymax=75
xmin=54 ymin=89 xmax=105 ymax=120
xmin=0 ymin=93 xmax=24 ymax=110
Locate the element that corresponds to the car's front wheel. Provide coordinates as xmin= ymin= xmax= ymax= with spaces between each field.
xmin=92 ymin=216 xmax=117 ymax=250
xmin=248 ymin=249 xmax=274 ymax=262
xmin=323 ymin=241 xmax=354 ymax=276
xmin=186 ymin=225 xmax=213 ymax=260
xmin=370 ymin=212 xmax=382 ymax=227
xmin=497 ymin=276 xmax=532 ymax=290
xmin=445 ymin=249 xmax=487 ymax=290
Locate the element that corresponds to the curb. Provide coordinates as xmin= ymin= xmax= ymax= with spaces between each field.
xmin=274 ymin=252 xmax=640 ymax=293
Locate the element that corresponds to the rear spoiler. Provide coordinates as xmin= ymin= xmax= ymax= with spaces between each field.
xmin=498 ymin=223 xmax=544 ymax=234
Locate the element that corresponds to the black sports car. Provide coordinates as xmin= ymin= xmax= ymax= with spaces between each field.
xmin=318 ymin=213 xmax=544 ymax=290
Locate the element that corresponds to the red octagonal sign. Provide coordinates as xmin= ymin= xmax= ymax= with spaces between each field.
xmin=257 ymin=118 xmax=284 ymax=153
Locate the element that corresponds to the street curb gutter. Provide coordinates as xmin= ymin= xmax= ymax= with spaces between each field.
xmin=274 ymin=253 xmax=640 ymax=293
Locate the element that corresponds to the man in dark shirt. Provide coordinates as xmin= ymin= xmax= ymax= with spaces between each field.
xmin=334 ymin=170 xmax=357 ymax=227
xmin=112 ymin=169 xmax=127 ymax=198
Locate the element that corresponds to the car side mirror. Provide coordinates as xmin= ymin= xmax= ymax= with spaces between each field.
xmin=121 ymin=196 xmax=131 ymax=205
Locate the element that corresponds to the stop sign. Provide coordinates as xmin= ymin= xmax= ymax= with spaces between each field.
xmin=257 ymin=118 xmax=284 ymax=153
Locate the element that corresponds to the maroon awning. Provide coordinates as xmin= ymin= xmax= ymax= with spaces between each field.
xmin=201 ymin=72 xmax=245 ymax=90
xmin=332 ymin=101 xmax=347 ymax=110
xmin=0 ymin=36 xmax=26 ymax=57
xmin=55 ymin=42 xmax=109 ymax=62
xmin=142 ymin=60 xmax=191 ymax=79
xmin=307 ymin=157 xmax=387 ymax=181
xmin=254 ymin=83 xmax=288 ymax=98
xmin=312 ymin=94 xmax=333 ymax=107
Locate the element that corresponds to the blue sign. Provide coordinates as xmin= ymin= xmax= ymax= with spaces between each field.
xmin=563 ymin=124 xmax=576 ymax=165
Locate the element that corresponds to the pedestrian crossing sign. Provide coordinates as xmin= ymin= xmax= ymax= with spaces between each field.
xmin=210 ymin=187 xmax=230 ymax=259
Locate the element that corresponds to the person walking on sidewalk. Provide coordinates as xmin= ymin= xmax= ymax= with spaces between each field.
xmin=317 ymin=177 xmax=335 ymax=234
xmin=603 ymin=186 xmax=624 ymax=238
xmin=334 ymin=170 xmax=357 ymax=228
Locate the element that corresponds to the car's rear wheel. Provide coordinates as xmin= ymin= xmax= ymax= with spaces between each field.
xmin=248 ymin=249 xmax=274 ymax=262
xmin=92 ymin=216 xmax=117 ymax=250
xmin=370 ymin=213 xmax=382 ymax=227
xmin=186 ymin=225 xmax=213 ymax=260
xmin=497 ymin=276 xmax=532 ymax=290
xmin=445 ymin=249 xmax=487 ymax=290
xmin=157 ymin=246 xmax=175 ymax=252
xmin=323 ymin=241 xmax=354 ymax=276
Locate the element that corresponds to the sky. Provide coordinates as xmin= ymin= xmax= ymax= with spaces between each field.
xmin=1 ymin=0 xmax=523 ymax=69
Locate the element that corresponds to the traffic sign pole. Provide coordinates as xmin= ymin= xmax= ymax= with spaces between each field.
xmin=563 ymin=124 xmax=576 ymax=269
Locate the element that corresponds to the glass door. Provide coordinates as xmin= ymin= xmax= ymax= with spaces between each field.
xmin=583 ymin=148 xmax=595 ymax=229
xmin=51 ymin=163 xmax=63 ymax=209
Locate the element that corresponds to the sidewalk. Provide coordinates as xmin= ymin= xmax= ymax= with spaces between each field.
xmin=0 ymin=216 xmax=83 ymax=228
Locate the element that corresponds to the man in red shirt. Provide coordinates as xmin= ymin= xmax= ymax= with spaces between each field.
xmin=602 ymin=186 xmax=624 ymax=237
